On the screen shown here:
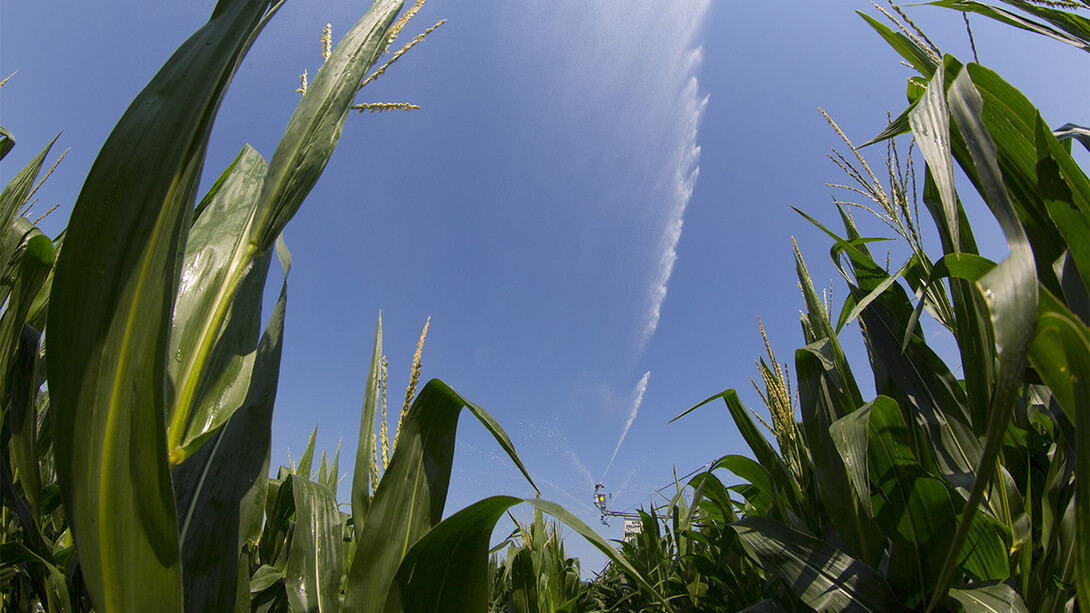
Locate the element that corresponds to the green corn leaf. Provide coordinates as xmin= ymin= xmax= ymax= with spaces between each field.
xmin=164 ymin=0 xmax=408 ymax=463
xmin=866 ymin=396 xmax=958 ymax=605
xmin=0 ymin=135 xmax=57 ymax=305
xmin=794 ymin=240 xmax=866 ymax=409
xmin=796 ymin=341 xmax=886 ymax=567
xmin=0 ymin=229 xmax=52 ymax=396
xmin=166 ymin=145 xmax=273 ymax=463
xmin=1054 ymin=123 xmax=1090 ymax=152
xmin=327 ymin=442 xmax=341 ymax=491
xmin=0 ymin=134 xmax=57 ymax=229
xmin=829 ymin=404 xmax=872 ymax=518
xmin=258 ymin=471 xmax=296 ymax=570
xmin=948 ymin=580 xmax=1029 ymax=613
xmin=900 ymin=251 xmax=995 ymax=351
xmin=250 ymin=0 xmax=405 ymax=251
xmin=384 ymin=497 xmax=667 ymax=613
xmin=0 ymin=126 xmax=13 ymax=161
xmin=928 ymin=1 xmax=1090 ymax=51
xmin=737 ymin=601 xmax=790 ymax=613
xmin=173 ymin=260 xmax=287 ymax=613
xmin=712 ymin=456 xmax=774 ymax=515
xmin=952 ymin=62 xmax=1072 ymax=294
xmin=285 ymin=475 xmax=345 ymax=613
xmin=298 ymin=425 xmax=318 ymax=479
xmin=910 ymin=64 xmax=961 ymax=250
xmin=920 ymin=162 xmax=996 ymax=437
xmin=1054 ymin=250 xmax=1089 ymax=324
xmin=733 ymin=516 xmax=907 ymax=613
xmin=343 ymin=379 xmax=537 ymax=612
xmin=0 ymin=231 xmax=52 ymax=524
xmin=674 ymin=390 xmax=806 ymax=524
xmin=8 ymin=324 xmax=44 ymax=522
xmin=249 ymin=565 xmax=285 ymax=593
xmin=352 ymin=314 xmax=383 ymax=533
xmin=317 ymin=451 xmax=329 ymax=487
xmin=857 ymin=11 xmax=939 ymax=77
xmin=958 ymin=511 xmax=1011 ymax=583
xmin=45 ymin=2 xmax=274 ymax=610
xmin=1034 ymin=117 xmax=1090 ymax=291
xmin=1027 ymin=287 xmax=1089 ymax=602
xmin=928 ymin=64 xmax=1040 ymax=613
xmin=0 ymin=542 xmax=71 ymax=613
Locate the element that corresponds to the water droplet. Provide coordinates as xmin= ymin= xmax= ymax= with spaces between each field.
xmin=175 ymin=349 xmax=183 ymax=362
xmin=984 ymin=289 xmax=994 ymax=300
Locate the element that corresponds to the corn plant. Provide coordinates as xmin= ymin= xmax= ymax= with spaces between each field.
xmin=672 ymin=2 xmax=1088 ymax=611
xmin=487 ymin=508 xmax=585 ymax=613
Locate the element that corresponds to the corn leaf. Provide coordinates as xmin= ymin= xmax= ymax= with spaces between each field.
xmin=298 ymin=425 xmax=318 ymax=480
xmin=927 ymin=65 xmax=1040 ymax=612
xmin=0 ymin=542 xmax=71 ymax=613
xmin=928 ymin=1 xmax=1090 ymax=51
xmin=948 ymin=580 xmax=1029 ymax=612
xmin=865 ymin=396 xmax=958 ymax=605
xmin=733 ymin=516 xmax=907 ymax=612
xmin=0 ymin=136 xmax=57 ymax=305
xmin=173 ymin=256 xmax=287 ymax=613
xmin=351 ymin=314 xmax=383 ymax=532
xmin=167 ymin=145 xmax=272 ymax=463
xmin=385 ymin=497 xmax=666 ymax=613
xmin=285 ymin=475 xmax=344 ymax=613
xmin=45 ymin=1 xmax=273 ymax=609
xmin=712 ymin=456 xmax=774 ymax=515
xmin=796 ymin=341 xmax=886 ymax=567
xmin=250 ymin=0 xmax=405 ymax=251
xmin=343 ymin=379 xmax=536 ymax=612
xmin=0 ymin=126 xmax=13 ymax=161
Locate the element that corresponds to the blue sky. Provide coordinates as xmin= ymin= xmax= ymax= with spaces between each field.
xmin=2 ymin=0 xmax=1087 ymax=575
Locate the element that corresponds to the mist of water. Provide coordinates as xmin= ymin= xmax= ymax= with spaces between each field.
xmin=602 ymin=371 xmax=650 ymax=480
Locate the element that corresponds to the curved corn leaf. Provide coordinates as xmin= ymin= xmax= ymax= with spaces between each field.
xmin=712 ymin=455 xmax=774 ymax=515
xmin=674 ymin=390 xmax=807 ymax=525
xmin=173 ymin=259 xmax=287 ymax=613
xmin=384 ymin=497 xmax=666 ymax=613
xmin=0 ymin=126 xmax=13 ymax=161
xmin=0 ymin=542 xmax=71 ymax=613
xmin=250 ymin=0 xmax=405 ymax=251
xmin=928 ymin=65 xmax=1040 ymax=612
xmin=1054 ymin=123 xmax=1090 ymax=152
xmin=796 ymin=341 xmax=886 ymax=567
xmin=167 ymin=145 xmax=272 ymax=463
xmin=344 ymin=379 xmax=537 ymax=612
xmin=857 ymin=11 xmax=939 ymax=77
xmin=0 ymin=134 xmax=56 ymax=228
xmin=911 ymin=64 xmax=961 ymax=250
xmin=733 ymin=516 xmax=907 ymax=612
xmin=45 ymin=1 xmax=273 ymax=610
xmin=948 ymin=580 xmax=1029 ymax=612
xmin=164 ymin=0 xmax=402 ymax=461
xmin=928 ymin=1 xmax=1090 ymax=51
xmin=0 ymin=135 xmax=57 ymax=305
xmin=828 ymin=404 xmax=872 ymax=518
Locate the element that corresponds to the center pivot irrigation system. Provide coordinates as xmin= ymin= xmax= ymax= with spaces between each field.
xmin=592 ymin=461 xmax=714 ymax=534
